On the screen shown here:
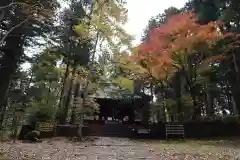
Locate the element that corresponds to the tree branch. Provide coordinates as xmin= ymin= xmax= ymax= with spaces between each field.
xmin=0 ymin=16 xmax=31 ymax=45
xmin=0 ymin=1 xmax=27 ymax=9
xmin=0 ymin=1 xmax=14 ymax=9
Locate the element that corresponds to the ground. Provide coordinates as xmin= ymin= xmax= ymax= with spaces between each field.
xmin=0 ymin=137 xmax=240 ymax=159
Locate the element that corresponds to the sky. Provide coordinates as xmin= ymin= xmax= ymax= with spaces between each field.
xmin=124 ymin=0 xmax=189 ymax=45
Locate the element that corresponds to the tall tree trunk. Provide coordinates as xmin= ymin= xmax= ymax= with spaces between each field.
xmin=190 ymin=86 xmax=201 ymax=120
xmin=0 ymin=81 xmax=15 ymax=129
xmin=0 ymin=30 xmax=24 ymax=126
xmin=230 ymin=83 xmax=240 ymax=114
xmin=176 ymin=72 xmax=184 ymax=122
xmin=12 ymin=113 xmax=19 ymax=143
xmin=231 ymin=95 xmax=239 ymax=115
xmin=205 ymin=86 xmax=214 ymax=117
xmin=76 ymin=2 xmax=100 ymax=139
xmin=77 ymin=27 xmax=101 ymax=139
xmin=59 ymin=66 xmax=77 ymax=124
xmin=233 ymin=52 xmax=239 ymax=82
xmin=77 ymin=114 xmax=83 ymax=140
xmin=161 ymin=104 xmax=166 ymax=122
xmin=227 ymin=92 xmax=234 ymax=115
xmin=150 ymin=83 xmax=153 ymax=102
xmin=46 ymin=81 xmax=52 ymax=104
xmin=70 ymin=82 xmax=80 ymax=124
xmin=56 ymin=60 xmax=71 ymax=123
xmin=231 ymin=52 xmax=240 ymax=114
xmin=0 ymin=98 xmax=8 ymax=130
xmin=57 ymin=60 xmax=71 ymax=109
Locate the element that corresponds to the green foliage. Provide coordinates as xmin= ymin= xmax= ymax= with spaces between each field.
xmin=27 ymin=100 xmax=57 ymax=125
xmin=74 ymin=96 xmax=99 ymax=116
xmin=74 ymin=0 xmax=132 ymax=54
xmin=32 ymin=48 xmax=62 ymax=82
xmin=0 ymin=130 xmax=10 ymax=141
xmin=57 ymin=0 xmax=92 ymax=67
xmin=112 ymin=76 xmax=134 ymax=92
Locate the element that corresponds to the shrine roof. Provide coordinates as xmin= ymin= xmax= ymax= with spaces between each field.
xmin=89 ymin=83 xmax=147 ymax=100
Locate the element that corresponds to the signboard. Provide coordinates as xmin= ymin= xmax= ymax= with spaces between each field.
xmin=36 ymin=122 xmax=55 ymax=132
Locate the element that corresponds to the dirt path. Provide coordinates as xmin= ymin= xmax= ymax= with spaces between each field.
xmin=0 ymin=137 xmax=240 ymax=159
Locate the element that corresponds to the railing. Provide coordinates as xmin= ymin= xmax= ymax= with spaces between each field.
xmin=165 ymin=124 xmax=185 ymax=140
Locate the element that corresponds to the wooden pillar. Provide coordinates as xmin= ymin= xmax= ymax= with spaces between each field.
xmin=129 ymin=109 xmax=135 ymax=123
xmin=112 ymin=106 xmax=115 ymax=120
xmin=141 ymin=103 xmax=150 ymax=125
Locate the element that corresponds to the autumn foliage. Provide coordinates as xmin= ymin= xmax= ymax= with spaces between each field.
xmin=129 ymin=12 xmax=228 ymax=80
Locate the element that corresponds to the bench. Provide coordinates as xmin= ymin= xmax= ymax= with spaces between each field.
xmin=165 ymin=124 xmax=185 ymax=140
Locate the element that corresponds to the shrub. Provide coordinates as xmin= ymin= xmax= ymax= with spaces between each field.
xmin=26 ymin=101 xmax=57 ymax=125
xmin=0 ymin=130 xmax=10 ymax=141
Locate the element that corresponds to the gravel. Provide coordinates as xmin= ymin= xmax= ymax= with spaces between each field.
xmin=0 ymin=137 xmax=239 ymax=159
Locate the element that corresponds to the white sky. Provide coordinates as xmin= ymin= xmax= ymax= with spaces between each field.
xmin=124 ymin=0 xmax=189 ymax=45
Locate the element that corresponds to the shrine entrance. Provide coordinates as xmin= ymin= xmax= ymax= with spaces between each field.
xmin=84 ymin=96 xmax=151 ymax=137
xmin=83 ymin=83 xmax=152 ymax=137
xmin=97 ymin=99 xmax=136 ymax=123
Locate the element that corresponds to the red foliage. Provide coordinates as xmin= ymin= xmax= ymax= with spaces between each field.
xmin=125 ymin=11 xmax=240 ymax=81
xmin=132 ymin=12 xmax=229 ymax=79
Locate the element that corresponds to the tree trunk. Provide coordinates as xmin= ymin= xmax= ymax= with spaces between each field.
xmin=13 ymin=115 xmax=18 ymax=143
xmin=77 ymin=114 xmax=83 ymax=140
xmin=0 ymin=81 xmax=15 ymax=129
xmin=231 ymin=84 xmax=240 ymax=115
xmin=231 ymin=95 xmax=239 ymax=115
xmin=205 ymin=88 xmax=214 ymax=117
xmin=176 ymin=72 xmax=184 ymax=122
xmin=162 ymin=105 xmax=166 ymax=122
xmin=70 ymin=82 xmax=80 ymax=124
xmin=231 ymin=52 xmax=240 ymax=114
xmin=57 ymin=60 xmax=71 ymax=109
xmin=77 ymin=81 xmax=89 ymax=140
xmin=56 ymin=61 xmax=71 ymax=122
xmin=46 ymin=81 xmax=52 ymax=104
xmin=59 ymin=66 xmax=77 ymax=124
xmin=190 ymin=87 xmax=201 ymax=120
xmin=0 ymin=98 xmax=8 ymax=130
xmin=233 ymin=52 xmax=239 ymax=82
xmin=227 ymin=92 xmax=234 ymax=115
xmin=150 ymin=83 xmax=153 ymax=102
xmin=0 ymin=30 xmax=24 ymax=124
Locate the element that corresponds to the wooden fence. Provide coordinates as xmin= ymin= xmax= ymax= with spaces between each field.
xmin=19 ymin=121 xmax=240 ymax=139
